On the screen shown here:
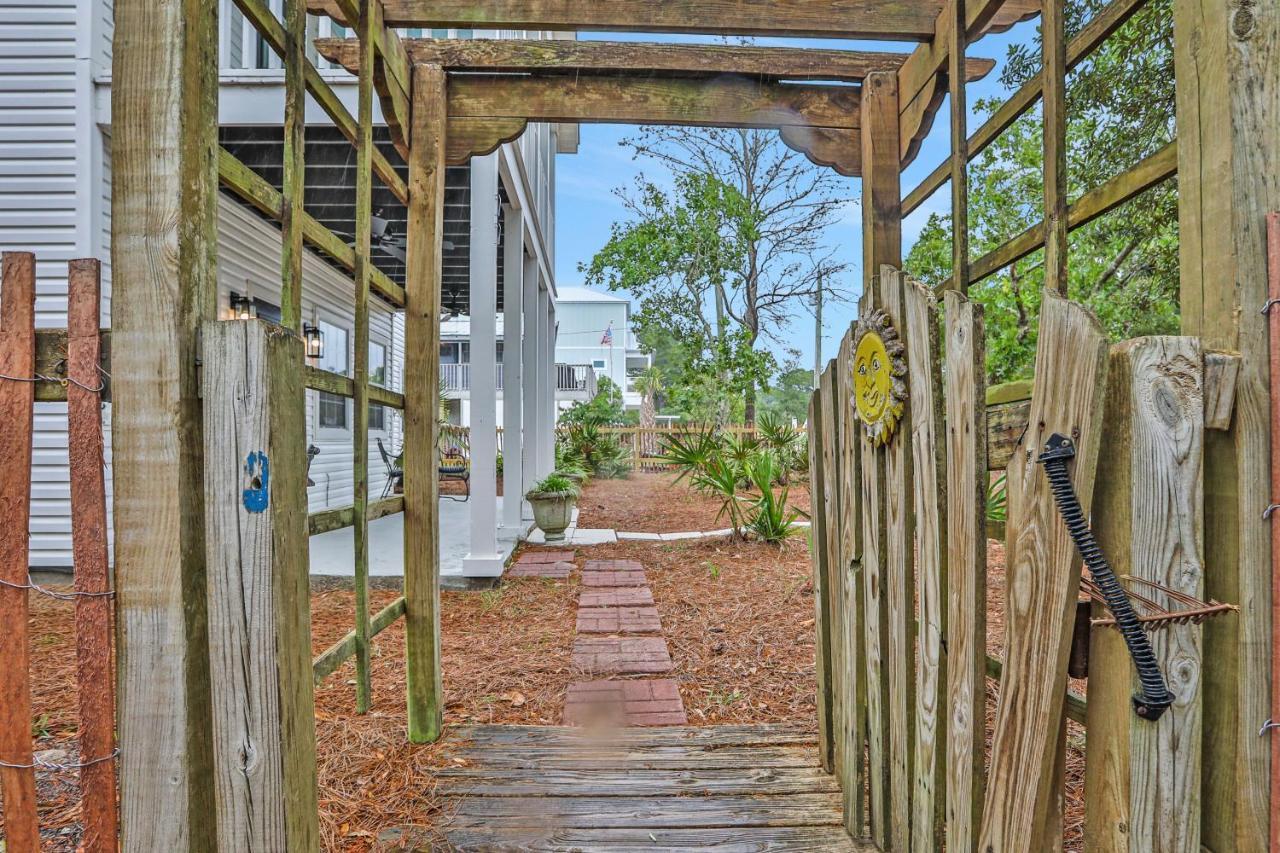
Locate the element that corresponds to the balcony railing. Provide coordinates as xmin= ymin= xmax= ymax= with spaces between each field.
xmin=440 ymin=363 xmax=598 ymax=397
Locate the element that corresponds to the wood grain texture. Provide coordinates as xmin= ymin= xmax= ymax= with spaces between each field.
xmin=436 ymin=724 xmax=871 ymax=850
xmin=280 ymin=0 xmax=306 ymax=330
xmin=1085 ymin=336 xmax=1204 ymax=853
xmin=861 ymin=74 xmax=902 ymax=296
xmin=778 ymin=126 xmax=862 ymax=178
xmin=66 ymin=259 xmax=118 ymax=853
xmin=810 ymin=376 xmax=835 ymax=772
xmin=943 ymin=291 xmax=987 ymax=853
xmin=202 ymin=320 xmax=318 ymax=851
xmin=880 ymin=268 xmax=917 ymax=853
xmin=1041 ymin=0 xmax=1068 ymax=295
xmin=312 ymin=595 xmax=407 ymax=683
xmin=905 ymin=278 xmax=945 ymax=852
xmin=1202 ymin=350 xmax=1240 ymax=431
xmin=0 ymin=252 xmax=38 ymax=851
xmin=447 ymin=74 xmax=862 ymax=130
xmin=317 ymin=36 xmax=998 ymax=82
xmin=978 ymin=291 xmax=1110 ymax=852
xmin=1173 ymin=0 xmax=1280 ymax=842
xmin=823 ymin=358 xmax=846 ymax=789
xmin=858 ymin=285 xmax=891 ymax=849
xmin=836 ymin=327 xmax=866 ymax=835
xmin=308 ymin=0 xmax=1040 ymax=39
xmin=351 ymin=0 xmax=376 ymax=715
xmin=948 ymin=0 xmax=971 ymax=291
xmin=110 ymin=0 xmax=219 ymax=843
xmin=404 ymin=63 xmax=447 ymax=743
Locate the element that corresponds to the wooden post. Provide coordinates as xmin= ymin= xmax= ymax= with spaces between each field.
xmin=404 ymin=63 xmax=447 ymax=743
xmin=0 ymin=252 xmax=38 ymax=851
xmin=67 ymin=259 xmax=118 ymax=853
xmin=1084 ymin=336 xmax=1204 ymax=852
xmin=1042 ymin=0 xmax=1068 ymax=295
xmin=351 ymin=0 xmax=377 ymax=713
xmin=280 ymin=0 xmax=307 ymax=329
xmin=810 ymin=370 xmax=835 ymax=773
xmin=111 ymin=0 xmax=219 ymax=844
xmin=943 ymin=290 xmax=986 ymax=853
xmin=860 ymin=72 xmax=902 ymax=296
xmin=1173 ymin=0 xmax=1280 ymax=845
xmin=948 ymin=0 xmax=970 ymax=292
xmin=202 ymin=320 xmax=319 ymax=852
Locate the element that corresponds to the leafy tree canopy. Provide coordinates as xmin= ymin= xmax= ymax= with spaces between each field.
xmin=905 ymin=0 xmax=1178 ymax=383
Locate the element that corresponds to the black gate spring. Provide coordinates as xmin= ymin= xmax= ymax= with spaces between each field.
xmin=1038 ymin=433 xmax=1174 ymax=721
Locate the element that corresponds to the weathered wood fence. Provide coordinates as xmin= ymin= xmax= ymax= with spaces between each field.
xmin=0 ymin=254 xmax=117 ymax=851
xmin=810 ymin=267 xmax=1221 ymax=851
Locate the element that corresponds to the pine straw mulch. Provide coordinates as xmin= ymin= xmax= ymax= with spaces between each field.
xmin=575 ymin=470 xmax=812 ymax=533
xmin=566 ymin=536 xmax=819 ymax=726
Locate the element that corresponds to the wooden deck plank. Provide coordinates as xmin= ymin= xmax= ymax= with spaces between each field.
xmin=436 ymin=767 xmax=840 ymax=797
xmin=437 ymin=724 xmax=861 ymax=849
xmin=440 ymin=826 xmax=873 ymax=851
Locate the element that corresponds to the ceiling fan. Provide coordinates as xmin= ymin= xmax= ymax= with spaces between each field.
xmin=336 ymin=212 xmax=455 ymax=266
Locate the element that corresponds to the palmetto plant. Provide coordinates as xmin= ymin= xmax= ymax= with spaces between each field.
xmin=659 ymin=428 xmax=722 ymax=484
xmin=742 ymin=452 xmax=801 ymax=544
xmin=690 ymin=453 xmax=748 ymax=533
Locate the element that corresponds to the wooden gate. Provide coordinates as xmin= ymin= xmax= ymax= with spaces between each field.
xmin=810 ymin=266 xmax=1225 ymax=851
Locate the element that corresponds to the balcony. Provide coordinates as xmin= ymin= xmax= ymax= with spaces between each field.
xmin=440 ymin=363 xmax=598 ymax=401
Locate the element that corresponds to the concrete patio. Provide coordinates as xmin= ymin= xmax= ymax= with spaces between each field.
xmin=308 ymin=496 xmax=530 ymax=587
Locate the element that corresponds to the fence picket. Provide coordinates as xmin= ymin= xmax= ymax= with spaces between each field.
xmin=0 ymin=251 xmax=39 ymax=849
xmin=809 ymin=373 xmax=835 ymax=772
xmin=943 ymin=290 xmax=987 ymax=853
xmin=906 ymin=278 xmax=946 ymax=852
xmin=67 ymin=259 xmax=119 ymax=852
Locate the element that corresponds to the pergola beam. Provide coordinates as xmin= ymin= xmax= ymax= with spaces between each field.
xmin=308 ymin=0 xmax=1040 ymax=40
xmin=447 ymin=74 xmax=861 ymax=130
xmin=316 ymin=37 xmax=999 ymax=84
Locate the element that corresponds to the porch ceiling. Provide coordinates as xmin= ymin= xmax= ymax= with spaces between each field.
xmin=220 ymin=125 xmax=504 ymax=313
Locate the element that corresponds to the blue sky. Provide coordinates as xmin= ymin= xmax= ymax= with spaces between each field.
xmin=550 ymin=23 xmax=1039 ymax=371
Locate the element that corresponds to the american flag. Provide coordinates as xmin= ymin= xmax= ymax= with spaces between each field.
xmin=600 ymin=323 xmax=614 ymax=346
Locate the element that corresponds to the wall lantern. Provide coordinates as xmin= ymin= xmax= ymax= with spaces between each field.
xmin=303 ymin=323 xmax=325 ymax=360
xmin=230 ymin=292 xmax=256 ymax=321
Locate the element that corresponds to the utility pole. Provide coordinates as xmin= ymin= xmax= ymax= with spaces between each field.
xmin=813 ymin=273 xmax=823 ymax=389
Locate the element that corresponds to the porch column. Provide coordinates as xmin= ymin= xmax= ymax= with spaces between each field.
xmin=520 ymin=254 xmax=540 ymax=520
xmin=463 ymin=152 xmax=504 ymax=576
xmin=500 ymin=202 xmax=524 ymax=534
xmin=537 ymin=285 xmax=554 ymax=478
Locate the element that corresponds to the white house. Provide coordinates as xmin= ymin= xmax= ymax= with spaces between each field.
xmin=1 ymin=1 xmax=576 ymax=576
xmin=436 ymin=288 xmax=649 ymax=426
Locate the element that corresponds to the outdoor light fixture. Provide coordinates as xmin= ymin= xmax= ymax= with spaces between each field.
xmin=230 ymin=292 xmax=256 ymax=321
xmin=303 ymin=323 xmax=324 ymax=359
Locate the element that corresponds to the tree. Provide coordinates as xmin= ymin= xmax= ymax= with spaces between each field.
xmin=583 ymin=124 xmax=851 ymax=422
xmin=905 ymin=0 xmax=1178 ymax=383
xmin=632 ymin=366 xmax=664 ymax=430
xmin=559 ymin=376 xmax=629 ymax=426
xmin=759 ymin=366 xmax=816 ymax=424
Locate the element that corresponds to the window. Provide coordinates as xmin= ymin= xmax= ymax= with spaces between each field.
xmin=439 ymin=341 xmax=470 ymax=364
xmin=369 ymin=341 xmax=388 ymax=387
xmin=592 ymin=359 xmax=607 ymax=370
xmin=317 ymin=320 xmax=350 ymax=431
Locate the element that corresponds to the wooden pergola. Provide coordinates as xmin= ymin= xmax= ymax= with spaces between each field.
xmin=107 ymin=0 xmax=1278 ymax=849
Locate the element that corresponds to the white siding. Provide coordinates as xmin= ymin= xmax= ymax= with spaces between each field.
xmin=215 ymin=195 xmax=400 ymax=514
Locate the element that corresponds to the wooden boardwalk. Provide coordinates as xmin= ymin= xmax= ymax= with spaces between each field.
xmin=435 ymin=724 xmax=872 ymax=851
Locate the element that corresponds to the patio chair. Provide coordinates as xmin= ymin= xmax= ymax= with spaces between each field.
xmin=438 ymin=424 xmax=471 ymax=502
xmin=376 ymin=438 xmax=403 ymax=499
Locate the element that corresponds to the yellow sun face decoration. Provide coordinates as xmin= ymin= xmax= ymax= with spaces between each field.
xmin=852 ymin=309 xmax=907 ymax=447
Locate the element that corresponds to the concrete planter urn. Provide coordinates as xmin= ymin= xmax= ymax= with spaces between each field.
xmin=526 ymin=475 xmax=580 ymax=542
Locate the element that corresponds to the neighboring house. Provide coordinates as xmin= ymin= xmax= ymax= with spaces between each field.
xmin=438 ymin=314 xmax=598 ymax=425
xmin=0 ymin=1 xmax=574 ymax=567
xmin=553 ymin=287 xmax=651 ymax=411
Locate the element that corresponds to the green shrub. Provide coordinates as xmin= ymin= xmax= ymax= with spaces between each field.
xmin=527 ymin=473 xmax=580 ymax=499
xmin=659 ymin=428 xmax=722 ymax=484
xmin=742 ymin=452 xmax=801 ymax=544
xmin=987 ymin=474 xmax=1008 ymax=523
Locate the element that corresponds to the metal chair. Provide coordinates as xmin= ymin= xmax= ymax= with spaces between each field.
xmin=376 ymin=438 xmax=403 ymax=499
xmin=438 ymin=424 xmax=470 ymax=502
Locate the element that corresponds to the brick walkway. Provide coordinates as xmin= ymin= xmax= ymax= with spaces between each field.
xmin=563 ymin=558 xmax=688 ymax=726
